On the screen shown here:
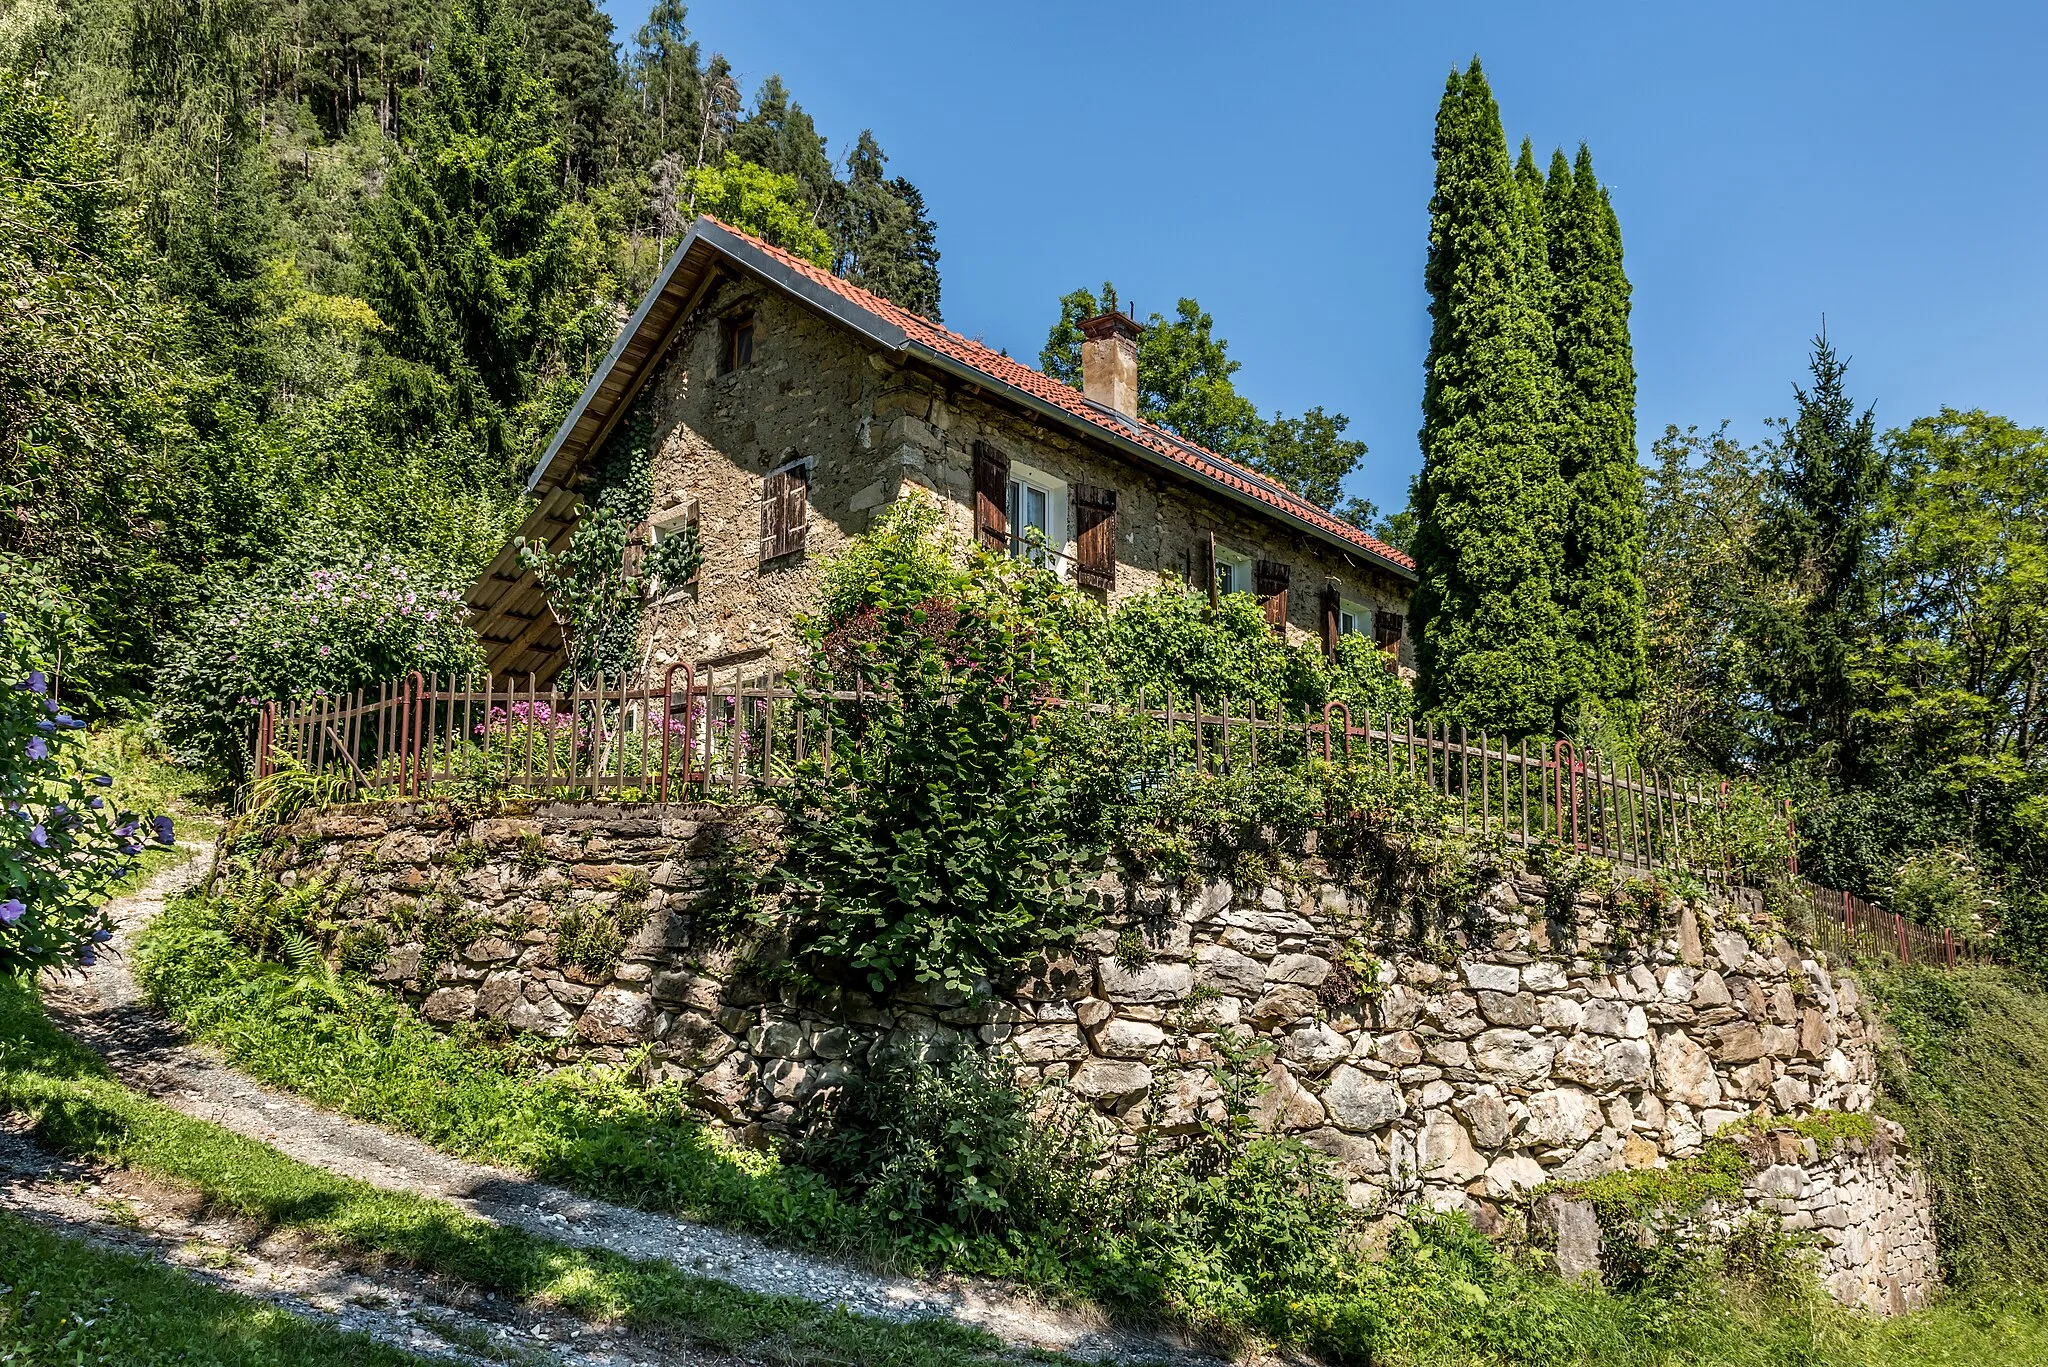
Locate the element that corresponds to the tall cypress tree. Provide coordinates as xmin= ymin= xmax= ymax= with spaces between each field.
xmin=1547 ymin=144 xmax=1645 ymax=734
xmin=1411 ymin=59 xmax=1568 ymax=734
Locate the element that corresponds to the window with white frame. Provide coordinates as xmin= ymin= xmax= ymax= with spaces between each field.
xmin=1337 ymin=599 xmax=1370 ymax=637
xmin=1214 ymin=548 xmax=1255 ymax=596
xmin=1002 ymin=462 xmax=1066 ymax=565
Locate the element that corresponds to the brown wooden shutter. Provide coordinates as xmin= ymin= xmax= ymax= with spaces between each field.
xmin=1203 ymin=531 xmax=1218 ymax=608
xmin=760 ymin=465 xmax=810 ymax=562
xmin=1073 ymin=485 xmax=1117 ymax=591
xmin=1374 ymin=610 xmax=1404 ymax=652
xmin=1320 ymin=586 xmax=1341 ymax=660
xmin=1256 ymin=560 xmax=1291 ymax=633
xmin=972 ymin=440 xmax=1009 ymax=551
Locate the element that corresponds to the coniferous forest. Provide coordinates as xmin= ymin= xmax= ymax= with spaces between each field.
xmin=2 ymin=0 xmax=937 ymax=709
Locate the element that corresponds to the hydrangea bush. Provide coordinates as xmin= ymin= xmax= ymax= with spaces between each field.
xmin=158 ymin=537 xmax=485 ymax=776
xmin=2 ymin=615 xmax=171 ymax=976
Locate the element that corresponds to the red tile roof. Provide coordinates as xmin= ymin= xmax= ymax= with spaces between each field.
xmin=698 ymin=218 xmax=1417 ymax=575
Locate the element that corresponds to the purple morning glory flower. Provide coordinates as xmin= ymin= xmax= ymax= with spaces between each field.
xmin=91 ymin=774 xmax=112 ymax=787
xmin=115 ymin=820 xmax=137 ymax=838
xmin=33 ymin=720 xmax=53 ymax=734
xmin=88 ymin=797 xmax=103 ymax=810
xmin=24 ymin=670 xmax=46 ymax=694
xmin=121 ymin=843 xmax=143 ymax=856
xmin=78 ymin=947 xmax=96 ymax=967
xmin=55 ymin=715 xmax=83 ymax=730
xmin=152 ymin=816 xmax=175 ymax=846
xmin=91 ymin=930 xmax=111 ymax=943
xmin=28 ymin=826 xmax=46 ymax=848
xmin=24 ymin=737 xmax=47 ymax=761
xmin=0 ymin=899 xmax=23 ymax=925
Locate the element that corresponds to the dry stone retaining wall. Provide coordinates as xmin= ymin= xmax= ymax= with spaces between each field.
xmin=251 ymin=799 xmax=1937 ymax=1312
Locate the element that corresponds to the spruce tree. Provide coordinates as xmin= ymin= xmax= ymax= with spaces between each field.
xmin=1411 ymin=59 xmax=1568 ymax=734
xmin=1744 ymin=335 xmax=1885 ymax=773
xmin=834 ymin=130 xmax=942 ymax=318
xmin=1547 ymin=144 xmax=1645 ymax=734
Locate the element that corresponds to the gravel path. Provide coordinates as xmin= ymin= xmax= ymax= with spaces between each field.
xmin=0 ymin=1121 xmax=724 ymax=1366
xmin=33 ymin=852 xmax=1217 ymax=1367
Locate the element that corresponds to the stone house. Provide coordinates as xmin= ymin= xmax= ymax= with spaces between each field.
xmin=466 ymin=217 xmax=1416 ymax=684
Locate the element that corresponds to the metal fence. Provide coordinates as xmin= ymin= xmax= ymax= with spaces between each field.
xmin=252 ymin=668 xmax=1978 ymax=969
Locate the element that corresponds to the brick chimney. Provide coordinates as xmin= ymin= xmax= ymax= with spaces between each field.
xmin=1078 ymin=311 xmax=1143 ymax=418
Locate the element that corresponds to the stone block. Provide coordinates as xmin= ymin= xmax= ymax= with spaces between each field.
xmin=1091 ymin=1017 xmax=1167 ymax=1059
xmin=1097 ymin=960 xmax=1192 ymax=1004
xmin=1525 ymin=1087 xmax=1603 ymax=1148
xmin=581 ymin=987 xmax=660 ymax=1044
xmin=1484 ymin=1153 xmax=1546 ymax=1196
xmin=1532 ymin=1193 xmax=1603 ymax=1282
xmin=1655 ymin=1031 xmax=1722 ymax=1108
xmin=1069 ymin=1059 xmax=1154 ymax=1105
xmin=1477 ymin=991 xmax=1541 ymax=1027
xmin=1521 ymin=960 xmax=1569 ymax=992
xmin=1692 ymin=971 xmax=1732 ymax=1008
xmin=1418 ymin=1111 xmax=1486 ymax=1184
xmin=1249 ymin=983 xmax=1319 ymax=1027
xmin=1194 ymin=944 xmax=1265 ymax=997
xmin=1462 ymin=962 xmax=1521 ymax=994
xmin=1323 ymin=1065 xmax=1404 ymax=1133
xmin=421 ymin=987 xmax=476 ymax=1023
xmin=1250 ymin=1063 xmax=1326 ymax=1131
xmin=1266 ymin=953 xmax=1332 ymax=986
xmin=1280 ymin=1023 xmax=1350 ymax=1072
xmin=1470 ymin=1029 xmax=1556 ymax=1086
xmin=1457 ymin=1090 xmax=1514 ymax=1148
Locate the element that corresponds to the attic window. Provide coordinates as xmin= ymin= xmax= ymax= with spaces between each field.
xmin=719 ymin=314 xmax=755 ymax=374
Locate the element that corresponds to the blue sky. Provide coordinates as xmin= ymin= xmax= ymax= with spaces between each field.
xmin=595 ymin=0 xmax=2047 ymax=515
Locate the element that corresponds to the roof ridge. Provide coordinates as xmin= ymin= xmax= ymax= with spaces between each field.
xmin=691 ymin=217 xmax=1416 ymax=573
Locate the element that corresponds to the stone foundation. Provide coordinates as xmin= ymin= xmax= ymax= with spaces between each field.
xmin=248 ymin=799 xmax=1939 ymax=1312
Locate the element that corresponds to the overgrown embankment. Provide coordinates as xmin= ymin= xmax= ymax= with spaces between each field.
xmin=1870 ymin=965 xmax=2048 ymax=1289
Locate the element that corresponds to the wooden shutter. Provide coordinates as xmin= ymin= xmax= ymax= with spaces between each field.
xmin=1255 ymin=560 xmax=1291 ymax=633
xmin=761 ymin=464 xmax=810 ymax=562
xmin=1374 ymin=610 xmax=1404 ymax=651
xmin=1203 ymin=531 xmax=1218 ymax=608
xmin=1320 ymin=586 xmax=1341 ymax=660
xmin=1073 ymin=485 xmax=1117 ymax=591
xmin=972 ymin=440 xmax=1009 ymax=551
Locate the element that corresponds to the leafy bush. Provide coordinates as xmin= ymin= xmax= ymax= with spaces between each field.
xmin=775 ymin=508 xmax=1104 ymax=993
xmin=792 ymin=1050 xmax=1097 ymax=1254
xmin=156 ymin=534 xmax=483 ymax=777
xmin=1 ymin=614 xmax=172 ymax=975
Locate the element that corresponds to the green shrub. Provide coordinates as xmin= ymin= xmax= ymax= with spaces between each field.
xmin=155 ymin=534 xmax=484 ymax=778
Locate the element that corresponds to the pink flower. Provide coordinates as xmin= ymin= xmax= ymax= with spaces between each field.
xmin=318 ymin=645 xmax=331 ymax=656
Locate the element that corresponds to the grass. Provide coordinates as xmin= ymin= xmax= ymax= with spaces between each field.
xmin=0 ymin=974 xmax=1032 ymax=1367
xmin=0 ymin=1208 xmax=438 ymax=1366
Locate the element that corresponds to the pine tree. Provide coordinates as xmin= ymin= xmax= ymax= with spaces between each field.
xmin=523 ymin=0 xmax=628 ymax=191
xmin=1547 ymin=144 xmax=1644 ymax=734
xmin=834 ymin=130 xmax=942 ymax=318
xmin=1411 ymin=59 xmax=1568 ymax=735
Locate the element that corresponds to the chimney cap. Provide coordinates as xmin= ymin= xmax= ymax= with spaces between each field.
xmin=1077 ymin=310 xmax=1144 ymax=343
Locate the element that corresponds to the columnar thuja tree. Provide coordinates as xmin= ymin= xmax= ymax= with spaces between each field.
xmin=1547 ymin=145 xmax=1645 ymax=734
xmin=1411 ymin=60 xmax=1569 ymax=735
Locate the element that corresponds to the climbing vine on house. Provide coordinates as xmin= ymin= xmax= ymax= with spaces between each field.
xmin=517 ymin=403 xmax=701 ymax=685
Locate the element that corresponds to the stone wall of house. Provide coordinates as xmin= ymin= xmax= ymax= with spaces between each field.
xmin=631 ymin=275 xmax=1412 ymax=680
xmin=253 ymin=799 xmax=1934 ymax=1312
